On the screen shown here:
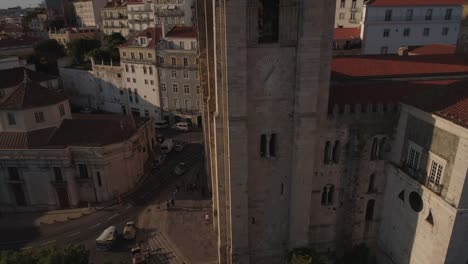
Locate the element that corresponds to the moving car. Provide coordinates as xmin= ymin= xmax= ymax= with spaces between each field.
xmin=172 ymin=122 xmax=189 ymax=132
xmin=96 ymin=226 xmax=118 ymax=251
xmin=174 ymin=142 xmax=187 ymax=152
xmin=123 ymin=221 xmax=136 ymax=240
xmin=173 ymin=162 xmax=187 ymax=176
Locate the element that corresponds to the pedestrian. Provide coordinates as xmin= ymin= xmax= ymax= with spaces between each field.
xmin=205 ymin=213 xmax=210 ymax=223
xmin=171 ymin=199 xmax=175 ymax=207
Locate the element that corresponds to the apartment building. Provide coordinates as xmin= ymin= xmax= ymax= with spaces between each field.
xmin=0 ymin=76 xmax=155 ymax=212
xmin=72 ymin=0 xmax=107 ymax=27
xmin=154 ymin=0 xmax=194 ymax=26
xmin=157 ymin=26 xmax=200 ymax=125
xmin=335 ymin=0 xmax=365 ymax=28
xmin=49 ymin=27 xmax=98 ymax=45
xmin=361 ymin=0 xmax=463 ymax=54
xmin=119 ymin=27 xmax=162 ymax=121
xmin=101 ymin=0 xmax=129 ymax=37
xmin=127 ymin=0 xmax=155 ymax=36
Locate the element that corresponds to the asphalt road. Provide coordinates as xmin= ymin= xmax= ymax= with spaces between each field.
xmin=0 ymin=130 xmax=205 ymax=263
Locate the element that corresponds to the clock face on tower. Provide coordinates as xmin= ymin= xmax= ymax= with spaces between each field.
xmin=255 ymin=54 xmax=290 ymax=95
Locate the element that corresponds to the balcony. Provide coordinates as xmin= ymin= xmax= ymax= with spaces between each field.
xmin=400 ymin=163 xmax=443 ymax=195
xmin=155 ymin=9 xmax=184 ymax=17
xmin=158 ymin=63 xmax=198 ymax=70
xmin=426 ymin=180 xmax=443 ymax=195
xmin=121 ymin=58 xmax=155 ymax=65
xmin=366 ymin=15 xmax=460 ymax=23
xmin=128 ymin=18 xmax=154 ymax=23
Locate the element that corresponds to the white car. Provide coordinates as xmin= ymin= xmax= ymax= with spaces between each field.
xmin=172 ymin=122 xmax=189 ymax=132
xmin=123 ymin=221 xmax=136 ymax=240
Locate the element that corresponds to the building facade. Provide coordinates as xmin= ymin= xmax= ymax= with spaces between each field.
xmin=361 ymin=0 xmax=463 ymax=54
xmin=49 ymin=27 xmax=98 ymax=45
xmin=157 ymin=26 xmax=200 ymax=125
xmin=154 ymin=0 xmax=194 ymax=26
xmin=0 ymin=77 xmax=154 ymax=213
xmin=335 ymin=0 xmax=364 ymax=28
xmin=72 ymin=0 xmax=107 ymax=27
xmin=101 ymin=0 xmax=129 ymax=37
xmin=197 ymin=0 xmax=334 ymax=263
xmin=127 ymin=0 xmax=155 ymax=36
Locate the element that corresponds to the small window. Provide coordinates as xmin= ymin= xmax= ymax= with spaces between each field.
xmin=260 ymin=134 xmax=267 ymax=157
xmin=173 ymin=84 xmax=179 ymax=93
xmin=423 ymin=28 xmax=430 ymax=37
xmin=332 ymin=141 xmax=340 ymax=163
xmin=321 ymin=184 xmax=334 ymax=205
xmin=144 ymin=110 xmax=149 ymax=117
xmin=59 ymin=104 xmax=65 ymax=116
xmin=161 ymin=83 xmax=166 ymax=92
xmin=96 ymin=172 xmax=102 ymax=187
xmin=383 ymin=29 xmax=390 ymax=37
xmin=339 ymin=12 xmax=345 ymax=20
xmin=34 ymin=111 xmax=45 ymax=123
xmin=150 ymin=80 xmax=154 ymax=85
xmin=340 ymin=0 xmax=345 ymax=8
xmin=365 ymin=199 xmax=375 ymax=221
xmin=171 ymin=57 xmax=176 ymax=66
xmin=324 ymin=141 xmax=331 ymax=164
xmin=149 ymin=67 xmax=153 ymax=75
xmin=7 ymin=112 xmax=16 ymax=125
xmin=406 ymin=142 xmax=422 ymax=170
xmin=139 ymin=53 xmax=144 ymax=60
xmin=143 ymin=66 xmax=147 ymax=74
xmin=144 ymin=80 xmax=148 ymax=85
xmin=425 ymin=9 xmax=433 ymax=20
xmin=403 ymin=28 xmax=410 ymax=37
xmin=127 ymin=77 xmax=130 ymax=82
xmin=384 ymin=9 xmax=392 ymax=21
xmin=159 ymin=57 xmax=165 ymax=64
xmin=171 ymin=70 xmax=177 ymax=78
xmin=180 ymin=41 xmax=185 ymax=49
xmin=174 ymin=99 xmax=180 ymax=108
xmin=445 ymin=8 xmax=452 ymax=20
xmin=125 ymin=64 xmax=129 ymax=72
xmin=184 ymin=85 xmax=190 ymax=94
xmin=148 ymin=53 xmax=152 ymax=58
xmin=78 ymin=164 xmax=89 ymax=178
xmin=183 ymin=70 xmax=189 ymax=78
xmin=378 ymin=137 xmax=386 ymax=159
xmin=53 ymin=167 xmax=63 ymax=182
xmin=442 ymin=27 xmax=449 ymax=36
xmin=133 ymin=78 xmax=136 ymax=83
xmin=269 ymin=134 xmax=276 ymax=157
xmin=185 ymin=100 xmax=191 ymax=110
xmin=131 ymin=65 xmax=135 ymax=73
xmin=183 ymin=58 xmax=188 ymax=66
xmin=405 ymin=9 xmax=413 ymax=21
xmin=8 ymin=167 xmax=20 ymax=181
xmin=258 ymin=0 xmax=279 ymax=43
xmin=123 ymin=52 xmax=126 ymax=57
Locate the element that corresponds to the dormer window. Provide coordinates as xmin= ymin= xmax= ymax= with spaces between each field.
xmin=140 ymin=38 xmax=146 ymax=45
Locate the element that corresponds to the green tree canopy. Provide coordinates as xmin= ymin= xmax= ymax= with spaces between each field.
xmin=0 ymin=245 xmax=89 ymax=264
xmin=288 ymin=247 xmax=325 ymax=264
xmin=103 ymin=33 xmax=127 ymax=62
xmin=32 ymin=39 xmax=66 ymax=75
xmin=67 ymin=38 xmax=101 ymax=64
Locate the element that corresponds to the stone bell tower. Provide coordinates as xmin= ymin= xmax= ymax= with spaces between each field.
xmin=196 ymin=0 xmax=335 ymax=263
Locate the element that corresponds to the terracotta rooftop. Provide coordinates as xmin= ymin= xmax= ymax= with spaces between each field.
xmin=408 ymin=44 xmax=456 ymax=56
xmin=334 ymin=27 xmax=361 ymax=41
xmin=0 ymin=67 xmax=58 ymax=90
xmin=165 ymin=26 xmax=197 ymax=38
xmin=0 ymin=77 xmax=67 ymax=110
xmin=365 ymin=0 xmax=464 ymax=6
xmin=0 ymin=127 xmax=55 ymax=149
xmin=402 ymin=80 xmax=468 ymax=129
xmin=331 ymin=54 xmax=468 ymax=80
xmin=47 ymin=114 xmax=146 ymax=148
xmin=121 ymin=27 xmax=162 ymax=48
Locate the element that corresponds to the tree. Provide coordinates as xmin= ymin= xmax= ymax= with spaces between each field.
xmin=288 ymin=248 xmax=325 ymax=264
xmin=0 ymin=245 xmax=89 ymax=264
xmin=103 ymin=33 xmax=127 ymax=62
xmin=31 ymin=39 xmax=66 ymax=75
xmin=67 ymin=38 xmax=101 ymax=64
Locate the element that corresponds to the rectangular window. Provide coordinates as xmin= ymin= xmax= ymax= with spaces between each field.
xmin=174 ymin=99 xmax=180 ymax=108
xmin=7 ymin=112 xmax=16 ymax=125
xmin=159 ymin=57 xmax=165 ymax=64
xmin=123 ymin=52 xmax=126 ymax=57
xmin=384 ymin=9 xmax=392 ymax=21
xmin=96 ymin=172 xmax=102 ymax=186
xmin=173 ymin=84 xmax=178 ymax=93
xmin=380 ymin=46 xmax=388 ymax=54
xmin=183 ymin=70 xmax=189 ymax=78
xmin=53 ymin=167 xmax=63 ymax=182
xmin=185 ymin=99 xmax=191 ymax=110
xmin=405 ymin=9 xmax=413 ymax=21
xmin=131 ymin=52 xmax=135 ymax=59
xmin=383 ymin=29 xmax=390 ymax=37
xmin=442 ymin=27 xmax=449 ymax=36
xmin=180 ymin=41 xmax=184 ymax=49
xmin=445 ymin=9 xmax=452 ymax=20
xmin=340 ymin=0 xmax=345 ymax=8
xmin=184 ymin=84 xmax=190 ymax=94
xmin=339 ymin=12 xmax=345 ymax=20
xmin=125 ymin=64 xmax=129 ymax=72
xmin=144 ymin=110 xmax=149 ymax=117
xmin=171 ymin=70 xmax=177 ymax=78
xmin=270 ymin=134 xmax=277 ymax=157
xmin=144 ymin=80 xmax=148 ymax=84
xmin=183 ymin=58 xmax=188 ymax=66
xmin=34 ymin=111 xmax=45 ymax=123
xmin=403 ymin=28 xmax=410 ymax=37
xmin=425 ymin=9 xmax=433 ymax=20
xmin=8 ymin=167 xmax=20 ymax=180
xmin=161 ymin=83 xmax=166 ymax=92
xmin=150 ymin=80 xmax=154 ymax=85
xmin=59 ymin=104 xmax=65 ymax=116
xmin=258 ymin=0 xmax=279 ymax=43
xmin=139 ymin=52 xmax=144 ymax=60
xmin=423 ymin=28 xmax=430 ymax=36
xmin=350 ymin=12 xmax=356 ymax=20
xmin=78 ymin=164 xmax=89 ymax=178
xmin=148 ymin=53 xmax=152 ymax=58
xmin=191 ymin=41 xmax=196 ymax=49
xmin=131 ymin=65 xmax=135 ymax=73
xmin=149 ymin=67 xmax=153 ymax=75
xmin=429 ymin=160 xmax=444 ymax=185
xmin=162 ymin=97 xmax=168 ymax=107
xmin=133 ymin=78 xmax=136 ymax=83
xmin=406 ymin=142 xmax=422 ymax=170
xmin=171 ymin=57 xmax=176 ymax=66
xmin=143 ymin=67 xmax=147 ymax=74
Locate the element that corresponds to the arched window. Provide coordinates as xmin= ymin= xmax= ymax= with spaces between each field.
xmin=367 ymin=174 xmax=375 ymax=193
xmin=332 ymin=140 xmax=340 ymax=164
xmin=269 ymin=134 xmax=276 ymax=157
xmin=324 ymin=141 xmax=331 ymax=164
xmin=378 ymin=137 xmax=386 ymax=159
xmin=370 ymin=138 xmax=378 ymax=160
xmin=365 ymin=199 xmax=375 ymax=221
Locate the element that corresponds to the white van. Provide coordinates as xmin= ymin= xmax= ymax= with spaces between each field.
xmin=160 ymin=139 xmax=174 ymax=153
xmin=173 ymin=122 xmax=189 ymax=132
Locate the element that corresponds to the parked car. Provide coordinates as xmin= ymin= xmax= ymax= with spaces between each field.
xmin=96 ymin=226 xmax=118 ymax=251
xmin=155 ymin=120 xmax=169 ymax=129
xmin=172 ymin=122 xmax=189 ymax=132
xmin=153 ymin=154 xmax=167 ymax=169
xmin=123 ymin=221 xmax=136 ymax=240
xmin=160 ymin=139 xmax=174 ymax=153
xmin=173 ymin=162 xmax=187 ymax=176
xmin=174 ymin=142 xmax=187 ymax=152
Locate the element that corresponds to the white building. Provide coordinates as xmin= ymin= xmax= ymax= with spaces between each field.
xmin=154 ymin=0 xmax=194 ymax=26
xmin=101 ymin=0 xmax=129 ymax=37
xmin=72 ymin=0 xmax=108 ymax=27
xmin=335 ymin=0 xmax=364 ymax=28
xmin=361 ymin=0 xmax=463 ymax=54
xmin=127 ymin=0 xmax=155 ymax=36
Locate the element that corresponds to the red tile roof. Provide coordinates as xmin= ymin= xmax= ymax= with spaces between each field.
xmin=165 ymin=26 xmax=197 ymax=38
xmin=332 ymin=55 xmax=468 ymax=79
xmin=408 ymin=44 xmax=456 ymax=56
xmin=402 ymin=80 xmax=468 ymax=128
xmin=47 ymin=114 xmax=145 ymax=147
xmin=0 ymin=78 xmax=67 ymax=110
xmin=0 ymin=36 xmax=40 ymax=48
xmin=334 ymin=27 xmax=361 ymax=41
xmin=121 ymin=27 xmax=162 ymax=48
xmin=366 ymin=0 xmax=464 ymax=6
xmin=0 ymin=67 xmax=58 ymax=89
xmin=0 ymin=127 xmax=55 ymax=149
